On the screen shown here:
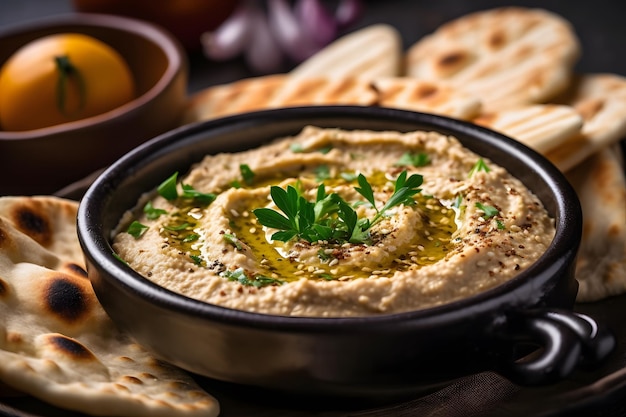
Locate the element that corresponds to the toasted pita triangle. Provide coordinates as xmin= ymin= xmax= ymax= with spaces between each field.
xmin=373 ymin=77 xmax=482 ymax=120
xmin=183 ymin=75 xmax=378 ymax=124
xmin=473 ymin=104 xmax=583 ymax=153
xmin=290 ymin=24 xmax=403 ymax=80
xmin=567 ymin=146 xmax=626 ymax=302
xmin=546 ymin=73 xmax=626 ymax=172
xmin=405 ymin=7 xmax=580 ymax=112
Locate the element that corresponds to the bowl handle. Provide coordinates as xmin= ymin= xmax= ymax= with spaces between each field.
xmin=492 ymin=309 xmax=614 ymax=385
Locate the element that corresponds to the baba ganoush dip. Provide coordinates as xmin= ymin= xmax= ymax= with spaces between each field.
xmin=112 ymin=126 xmax=555 ymax=317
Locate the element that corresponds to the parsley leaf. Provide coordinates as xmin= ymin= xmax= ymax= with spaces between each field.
xmin=395 ymin=152 xmax=430 ymax=167
xmin=220 ymin=267 xmax=284 ymax=287
xmin=157 ymin=172 xmax=216 ymax=205
xmin=253 ymin=171 xmax=423 ymax=245
xmin=127 ymin=221 xmax=149 ymax=238
xmin=290 ymin=143 xmax=304 ymax=153
xmin=240 ymin=164 xmax=255 ymax=185
xmin=143 ymin=201 xmax=167 ymax=220
xmin=469 ymin=158 xmax=490 ymax=177
xmin=158 ymin=172 xmax=179 ymax=200
xmin=181 ymin=184 xmax=216 ymax=204
xmin=223 ymin=233 xmax=243 ymax=250
xmin=315 ymin=165 xmax=331 ymax=181
xmin=475 ymin=202 xmax=499 ymax=218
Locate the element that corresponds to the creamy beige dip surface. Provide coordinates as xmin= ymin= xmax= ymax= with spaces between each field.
xmin=112 ymin=126 xmax=555 ymax=317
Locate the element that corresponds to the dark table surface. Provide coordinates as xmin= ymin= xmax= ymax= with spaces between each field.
xmin=2 ymin=1 xmax=626 ymax=416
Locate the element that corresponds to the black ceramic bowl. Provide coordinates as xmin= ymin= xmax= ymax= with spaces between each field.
xmin=77 ymin=106 xmax=614 ymax=399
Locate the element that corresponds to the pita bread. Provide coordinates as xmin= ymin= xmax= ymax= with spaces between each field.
xmin=373 ymin=77 xmax=482 ymax=120
xmin=545 ymin=73 xmax=626 ymax=172
xmin=290 ymin=24 xmax=403 ymax=80
xmin=473 ymin=104 xmax=583 ymax=154
xmin=0 ymin=196 xmax=219 ymax=417
xmin=567 ymin=146 xmax=626 ymax=302
xmin=405 ymin=7 xmax=580 ymax=113
xmin=184 ymin=74 xmax=378 ymax=124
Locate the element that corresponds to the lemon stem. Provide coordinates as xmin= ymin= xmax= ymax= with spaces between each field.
xmin=54 ymin=55 xmax=86 ymax=116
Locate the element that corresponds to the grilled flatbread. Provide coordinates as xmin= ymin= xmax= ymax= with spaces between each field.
xmin=567 ymin=146 xmax=626 ymax=302
xmin=184 ymin=75 xmax=378 ymax=124
xmin=373 ymin=77 xmax=482 ymax=120
xmin=545 ymin=73 xmax=626 ymax=172
xmin=473 ymin=104 xmax=583 ymax=154
xmin=405 ymin=7 xmax=580 ymax=113
xmin=290 ymin=24 xmax=403 ymax=80
xmin=0 ymin=196 xmax=219 ymax=417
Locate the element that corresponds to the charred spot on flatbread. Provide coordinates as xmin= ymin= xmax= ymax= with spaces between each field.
xmin=10 ymin=203 xmax=52 ymax=247
xmin=63 ymin=262 xmax=89 ymax=278
xmin=44 ymin=334 xmax=98 ymax=362
xmin=0 ymin=225 xmax=7 ymax=248
xmin=436 ymin=50 xmax=472 ymax=76
xmin=0 ymin=278 xmax=8 ymax=298
xmin=44 ymin=275 xmax=94 ymax=324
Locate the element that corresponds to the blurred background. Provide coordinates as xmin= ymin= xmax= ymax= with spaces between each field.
xmin=2 ymin=0 xmax=624 ymax=95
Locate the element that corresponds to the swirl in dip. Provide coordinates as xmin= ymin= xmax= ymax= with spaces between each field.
xmin=112 ymin=126 xmax=555 ymax=317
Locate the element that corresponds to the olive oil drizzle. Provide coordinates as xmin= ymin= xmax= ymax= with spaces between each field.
xmin=157 ymin=170 xmax=458 ymax=285
xmin=231 ymin=171 xmax=458 ymax=283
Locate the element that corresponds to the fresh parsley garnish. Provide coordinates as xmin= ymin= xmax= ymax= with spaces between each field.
xmin=340 ymin=171 xmax=358 ymax=182
xmin=190 ymin=254 xmax=204 ymax=266
xmin=158 ymin=172 xmax=179 ymax=200
xmin=453 ymin=194 xmax=464 ymax=209
xmin=157 ymin=172 xmax=215 ymax=204
xmin=318 ymin=146 xmax=333 ymax=154
xmin=112 ymin=252 xmax=128 ymax=264
xmin=183 ymin=233 xmax=200 ymax=242
xmin=223 ymin=233 xmax=243 ymax=250
xmin=253 ymin=171 xmax=423 ymax=245
xmin=127 ymin=220 xmax=149 ymax=238
xmin=163 ymin=222 xmax=190 ymax=231
xmin=181 ymin=184 xmax=216 ymax=204
xmin=289 ymin=143 xmax=332 ymax=154
xmin=143 ymin=201 xmax=167 ymax=220
xmin=240 ymin=164 xmax=255 ymax=185
xmin=469 ymin=158 xmax=490 ymax=177
xmin=220 ymin=267 xmax=284 ymax=288
xmin=395 ymin=152 xmax=430 ymax=167
xmin=315 ymin=165 xmax=331 ymax=181
xmin=475 ymin=202 xmax=499 ymax=218
xmin=290 ymin=143 xmax=304 ymax=153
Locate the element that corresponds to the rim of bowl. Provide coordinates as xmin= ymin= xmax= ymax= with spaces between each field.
xmin=0 ymin=13 xmax=185 ymax=140
xmin=78 ymin=106 xmax=582 ymax=331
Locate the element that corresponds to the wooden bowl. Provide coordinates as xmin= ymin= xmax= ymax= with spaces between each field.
xmin=0 ymin=13 xmax=187 ymax=196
